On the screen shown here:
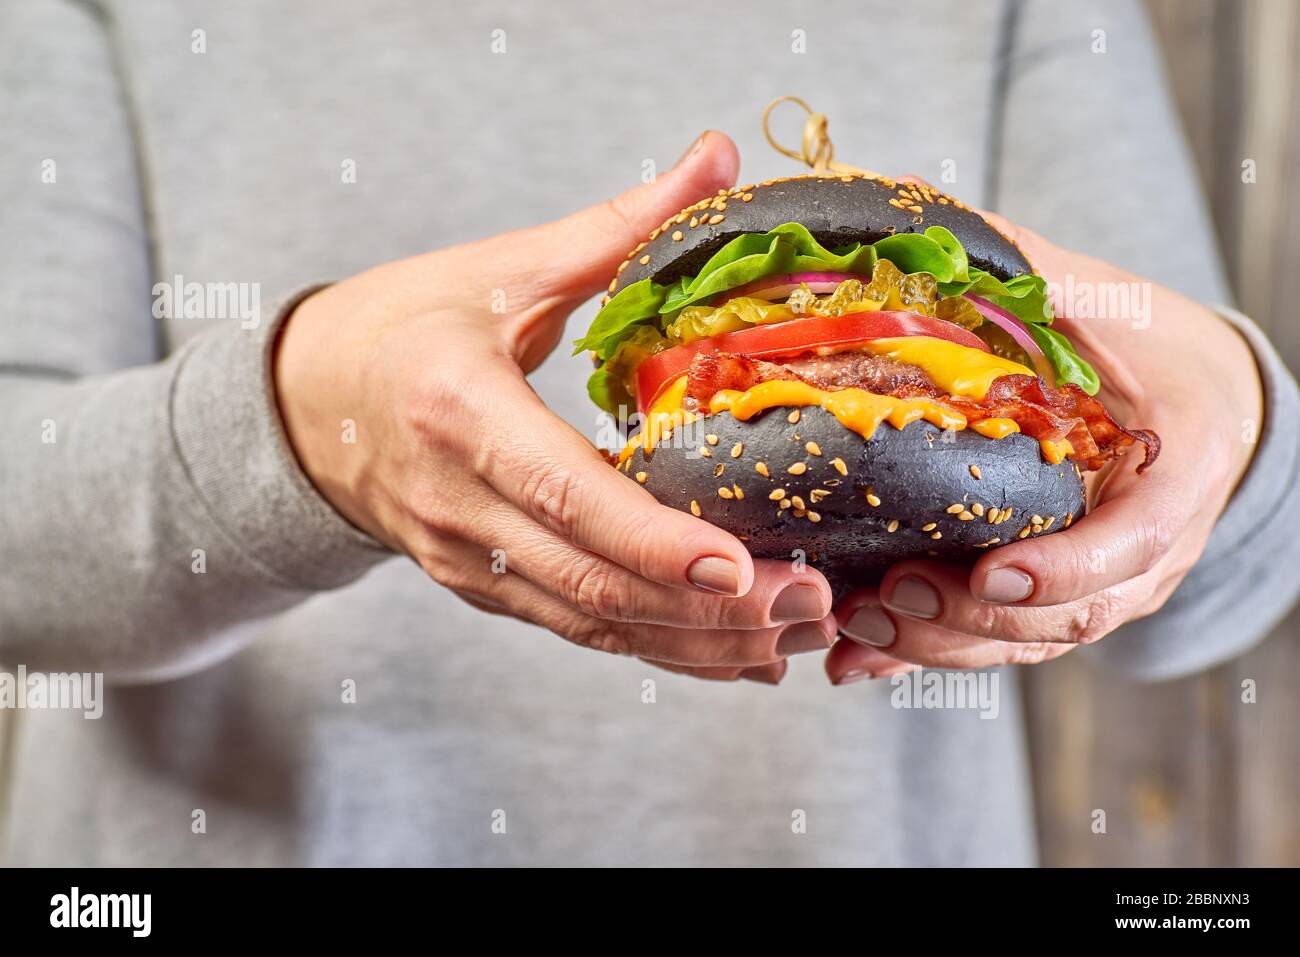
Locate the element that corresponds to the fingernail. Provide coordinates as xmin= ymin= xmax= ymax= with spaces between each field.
xmin=673 ymin=132 xmax=708 ymax=169
xmin=833 ymin=667 xmax=872 ymax=686
xmin=884 ymin=575 xmax=941 ymax=619
xmin=740 ymin=666 xmax=781 ymax=686
xmin=776 ymin=620 xmax=832 ymax=656
xmin=840 ymin=606 xmax=896 ymax=648
xmin=978 ymin=567 xmax=1034 ymax=604
xmin=686 ymin=556 xmax=740 ymax=596
xmin=769 ymin=583 xmax=825 ymax=622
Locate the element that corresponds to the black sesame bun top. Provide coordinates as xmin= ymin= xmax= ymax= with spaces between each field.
xmin=607 ymin=173 xmax=1031 ymax=301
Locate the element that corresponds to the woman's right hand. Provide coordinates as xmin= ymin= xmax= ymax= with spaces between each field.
xmin=272 ymin=131 xmax=836 ymax=683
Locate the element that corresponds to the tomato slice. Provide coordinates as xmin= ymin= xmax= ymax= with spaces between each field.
xmin=634 ymin=311 xmax=990 ymax=414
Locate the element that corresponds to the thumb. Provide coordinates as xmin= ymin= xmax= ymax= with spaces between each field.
xmin=511 ymin=130 xmax=741 ymax=301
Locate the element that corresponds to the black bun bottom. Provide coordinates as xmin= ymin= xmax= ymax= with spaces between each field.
xmin=628 ymin=407 xmax=1085 ymax=599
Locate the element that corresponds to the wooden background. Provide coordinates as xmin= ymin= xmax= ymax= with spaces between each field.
xmin=1025 ymin=0 xmax=1300 ymax=866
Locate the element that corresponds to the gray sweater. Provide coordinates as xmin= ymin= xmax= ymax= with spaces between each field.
xmin=1 ymin=0 xmax=1297 ymax=865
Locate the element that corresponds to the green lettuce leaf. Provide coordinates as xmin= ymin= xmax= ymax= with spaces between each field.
xmin=572 ymin=279 xmax=667 ymax=358
xmin=659 ymin=223 xmax=879 ymax=314
xmin=1024 ymin=324 xmax=1101 ymax=395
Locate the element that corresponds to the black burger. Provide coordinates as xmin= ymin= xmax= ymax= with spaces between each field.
xmin=575 ymin=174 xmax=1160 ymax=595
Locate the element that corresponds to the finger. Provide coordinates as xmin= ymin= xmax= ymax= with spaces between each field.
xmin=825 ymin=637 xmax=918 ymax=686
xmin=458 ymin=488 xmax=830 ymax=627
xmin=496 ymin=130 xmax=740 ymax=301
xmin=836 ymin=593 xmax=1077 ymax=670
xmin=642 ymin=658 xmax=789 ymax=686
xmin=475 ymin=569 xmax=836 ymax=667
xmin=852 ymin=562 xmax=1150 ymax=645
xmin=474 ymin=367 xmax=760 ymax=596
xmin=967 ymin=464 xmax=1191 ymax=607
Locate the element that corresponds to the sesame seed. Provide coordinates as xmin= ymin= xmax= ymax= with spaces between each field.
xmin=930 ymin=531 xmax=943 ymax=540
xmin=718 ymin=487 xmax=734 ymax=500
xmin=946 ymin=504 xmax=965 ymax=514
xmin=755 ymin=462 xmax=769 ymax=477
xmin=958 ymin=511 xmax=975 ymax=521
xmin=635 ymin=471 xmax=648 ymax=483
xmin=742 ymin=192 xmax=754 ymax=202
xmin=809 ymin=489 xmax=829 ymax=503
xmin=1065 ymin=512 xmax=1074 ymax=527
xmin=705 ymin=434 xmax=719 ymax=446
xmin=969 ymin=465 xmax=982 ymax=479
xmin=824 ymin=478 xmax=841 ymax=487
xmin=787 ymin=462 xmax=808 ymax=475
xmin=971 ymin=503 xmax=985 ymax=517
xmin=921 ymin=522 xmax=938 ymax=532
xmin=1018 ymin=525 xmax=1032 ymax=539
xmin=690 ymin=500 xmax=701 ymax=517
xmin=787 ymin=409 xmax=801 ymax=424
xmin=807 ymin=511 xmax=822 ymax=523
xmin=986 ymin=508 xmax=998 ymax=524
xmin=829 ymin=457 xmax=848 ymax=475
xmin=779 ymin=498 xmax=791 ymax=509
xmin=1042 ymin=516 xmax=1055 ymax=530
xmin=671 ymin=230 xmax=684 ymax=242
xmin=1000 ymin=507 xmax=1014 ymax=524
xmin=731 ymin=442 xmax=744 ymax=459
xmin=713 ymin=463 xmax=725 ymax=477
xmin=699 ymin=447 xmax=711 ymax=457
xmin=866 ymin=490 xmax=882 ymax=507
xmin=790 ymin=495 xmax=805 ymax=511
xmin=887 ymin=519 xmax=900 ymax=533
xmin=689 ymin=216 xmax=699 ymax=228
xmin=908 ymin=205 xmax=923 ymax=214
xmin=708 ymin=214 xmax=725 ymax=225
xmin=792 ymin=508 xmax=806 ymax=518
xmin=733 ymin=485 xmax=744 ymax=500
xmin=986 ymin=537 xmax=1000 ymax=546
xmin=638 ymin=255 xmax=651 ymax=265
xmin=769 ymin=489 xmax=786 ymax=501
xmin=805 ymin=441 xmax=822 ymax=456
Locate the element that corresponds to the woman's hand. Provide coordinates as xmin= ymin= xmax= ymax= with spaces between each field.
xmin=274 ymin=131 xmax=835 ymax=684
xmin=827 ymin=213 xmax=1264 ymax=684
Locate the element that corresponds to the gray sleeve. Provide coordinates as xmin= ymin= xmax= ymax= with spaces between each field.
xmin=994 ymin=0 xmax=1299 ymax=678
xmin=0 ymin=0 xmax=389 ymax=680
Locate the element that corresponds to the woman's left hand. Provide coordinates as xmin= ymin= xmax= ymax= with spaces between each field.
xmin=826 ymin=214 xmax=1264 ymax=685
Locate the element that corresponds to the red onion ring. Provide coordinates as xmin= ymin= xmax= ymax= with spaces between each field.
xmin=965 ymin=294 xmax=1056 ymax=385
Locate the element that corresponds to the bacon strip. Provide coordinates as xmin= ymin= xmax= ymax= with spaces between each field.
xmin=685 ymin=352 xmax=1160 ymax=473
xmin=945 ymin=375 xmax=1160 ymax=473
xmin=684 ymin=354 xmax=800 ymax=405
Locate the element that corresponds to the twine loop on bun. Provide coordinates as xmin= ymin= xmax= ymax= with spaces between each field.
xmin=761 ymin=96 xmax=882 ymax=179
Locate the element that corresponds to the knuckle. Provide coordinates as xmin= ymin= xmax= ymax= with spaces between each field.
xmin=1068 ymin=593 xmax=1124 ymax=644
xmin=416 ymin=548 xmax=477 ymax=594
xmin=519 ymin=462 xmax=583 ymax=538
xmin=1008 ymin=642 xmax=1056 ymax=665
xmin=406 ymin=370 xmax=475 ymax=449
xmin=963 ymin=599 xmax=1006 ymax=637
xmin=1137 ymin=506 xmax=1180 ymax=568
xmin=566 ymin=619 xmax=631 ymax=657
xmin=565 ymin=559 xmax=631 ymax=621
xmin=602 ymin=192 xmax=643 ymax=237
